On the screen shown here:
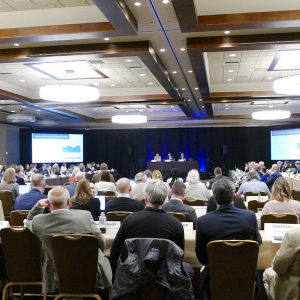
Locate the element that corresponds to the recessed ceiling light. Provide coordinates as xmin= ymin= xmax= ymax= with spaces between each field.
xmin=93 ymin=82 xmax=100 ymax=86
xmin=139 ymin=109 xmax=143 ymax=112
xmin=182 ymin=88 xmax=185 ymax=91
xmin=224 ymin=30 xmax=230 ymax=35
xmin=173 ymin=109 xmax=178 ymax=112
xmin=0 ymin=107 xmax=2 ymax=109
xmin=195 ymin=87 xmax=199 ymax=90
xmin=149 ymin=110 xmax=153 ymax=112
xmin=227 ymin=70 xmax=234 ymax=73
xmin=269 ymin=105 xmax=274 ymax=109
xmin=188 ymin=70 xmax=193 ymax=73
xmin=187 ymin=99 xmax=192 ymax=102
xmin=22 ymin=106 xmax=26 ymax=108
xmin=110 ymin=83 xmax=116 ymax=87
xmin=225 ymin=107 xmax=229 ymax=110
xmin=160 ymin=48 xmax=166 ymax=52
xmin=199 ymin=99 xmax=202 ymax=101
xmin=125 ymin=59 xmax=133 ymax=62
xmin=36 ymin=109 xmax=40 ymax=112
xmin=104 ymin=37 xmax=110 ymax=41
xmin=229 ymin=53 xmax=236 ymax=57
xmin=171 ymin=106 xmax=175 ymax=108
xmin=19 ymin=79 xmax=26 ymax=82
xmin=172 ymin=71 xmax=177 ymax=74
xmin=140 ymin=73 xmax=146 ymax=77
xmin=94 ymin=108 xmax=98 ymax=111
xmin=126 ymin=110 xmax=129 ymax=113
xmin=148 ymin=82 xmax=153 ymax=85
xmin=134 ymin=2 xmax=141 ymax=6
xmin=162 ymin=0 xmax=170 ymax=3
xmin=13 ymin=43 xmax=20 ymax=47
xmin=180 ymin=48 xmax=186 ymax=51
xmin=267 ymin=77 xmax=273 ymax=80
xmin=227 ymin=79 xmax=233 ymax=82
xmin=202 ymin=106 xmax=205 ymax=108
xmin=11 ymin=110 xmax=15 ymax=113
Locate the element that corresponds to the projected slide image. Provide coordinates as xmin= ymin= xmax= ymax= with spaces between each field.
xmin=32 ymin=133 xmax=83 ymax=163
xmin=271 ymin=129 xmax=300 ymax=160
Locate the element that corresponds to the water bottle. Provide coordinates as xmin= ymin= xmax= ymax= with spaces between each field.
xmin=257 ymin=192 xmax=261 ymax=202
xmin=99 ymin=212 xmax=106 ymax=234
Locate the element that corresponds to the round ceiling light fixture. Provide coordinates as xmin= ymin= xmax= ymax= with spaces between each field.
xmin=252 ymin=110 xmax=291 ymax=120
xmin=39 ymin=84 xmax=99 ymax=103
xmin=273 ymin=75 xmax=300 ymax=95
xmin=111 ymin=114 xmax=147 ymax=124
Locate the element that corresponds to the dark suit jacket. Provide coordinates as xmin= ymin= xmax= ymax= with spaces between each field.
xmin=14 ymin=188 xmax=45 ymax=210
xmin=64 ymin=182 xmax=77 ymax=197
xmin=265 ymin=172 xmax=281 ymax=190
xmin=196 ymin=203 xmax=262 ymax=266
xmin=208 ymin=175 xmax=230 ymax=189
xmin=162 ymin=199 xmax=197 ymax=228
xmin=206 ymin=196 xmax=246 ymax=213
xmin=105 ymin=197 xmax=144 ymax=214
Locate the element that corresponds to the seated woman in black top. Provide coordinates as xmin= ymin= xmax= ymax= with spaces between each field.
xmin=70 ymin=179 xmax=100 ymax=220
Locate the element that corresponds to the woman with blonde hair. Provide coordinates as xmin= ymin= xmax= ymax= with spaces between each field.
xmin=261 ymin=176 xmax=300 ymax=219
xmin=0 ymin=167 xmax=19 ymax=198
xmin=70 ymin=179 xmax=100 ymax=220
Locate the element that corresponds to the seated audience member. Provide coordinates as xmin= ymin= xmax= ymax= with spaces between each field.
xmin=265 ymin=164 xmax=282 ymax=191
xmin=236 ymin=170 xmax=270 ymax=197
xmin=282 ymin=161 xmax=291 ymax=172
xmin=261 ymin=176 xmax=300 ymax=219
xmin=65 ymin=171 xmax=85 ymax=198
xmin=14 ymin=174 xmax=46 ymax=210
xmin=255 ymin=165 xmax=263 ymax=179
xmin=260 ymin=166 xmax=269 ymax=182
xmin=277 ymin=160 xmax=283 ymax=172
xmin=258 ymin=161 xmax=265 ymax=168
xmin=294 ymin=161 xmax=300 ymax=174
xmin=154 ymin=153 xmax=161 ymax=161
xmin=206 ymin=194 xmax=246 ymax=213
xmin=166 ymin=168 xmax=183 ymax=187
xmin=105 ymin=178 xmax=144 ymax=214
xmin=110 ymin=180 xmax=185 ymax=272
xmin=208 ymin=167 xmax=229 ymax=189
xmin=92 ymin=163 xmax=115 ymax=183
xmin=85 ymin=163 xmax=93 ymax=172
xmin=185 ymin=169 xmax=211 ymax=201
xmin=152 ymin=169 xmax=171 ymax=195
xmin=196 ymin=178 xmax=262 ymax=297
xmin=15 ymin=167 xmax=26 ymax=185
xmin=68 ymin=167 xmax=80 ymax=183
xmin=78 ymin=163 xmax=85 ymax=172
xmin=144 ymin=169 xmax=152 ymax=181
xmin=130 ymin=172 xmax=147 ymax=201
xmin=60 ymin=163 xmax=67 ymax=174
xmin=94 ymin=170 xmax=117 ymax=195
xmin=26 ymin=186 xmax=112 ymax=293
xmin=27 ymin=165 xmax=37 ymax=178
xmin=0 ymin=167 xmax=19 ymax=198
xmin=38 ymin=164 xmax=49 ymax=176
xmin=263 ymin=226 xmax=300 ymax=300
xmin=162 ymin=181 xmax=197 ymax=227
xmin=70 ymin=179 xmax=100 ymax=220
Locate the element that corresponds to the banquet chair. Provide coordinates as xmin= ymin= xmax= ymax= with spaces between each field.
xmin=167 ymin=212 xmax=186 ymax=222
xmin=247 ymin=200 xmax=269 ymax=212
xmin=0 ymin=190 xmax=14 ymax=221
xmin=1 ymin=227 xmax=45 ymax=300
xmin=292 ymin=189 xmax=300 ymax=201
xmin=0 ymin=200 xmax=5 ymax=221
xmin=52 ymin=234 xmax=101 ymax=300
xmin=207 ymin=240 xmax=259 ymax=300
xmin=106 ymin=211 xmax=133 ymax=222
xmin=183 ymin=199 xmax=206 ymax=206
xmin=244 ymin=192 xmax=267 ymax=202
xmin=261 ymin=213 xmax=298 ymax=230
xmin=10 ymin=210 xmax=29 ymax=226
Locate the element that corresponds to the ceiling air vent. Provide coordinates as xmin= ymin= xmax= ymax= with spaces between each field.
xmin=6 ymin=113 xmax=35 ymax=123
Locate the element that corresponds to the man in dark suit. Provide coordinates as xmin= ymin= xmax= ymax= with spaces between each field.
xmin=64 ymin=171 xmax=85 ymax=197
xmin=207 ymin=167 xmax=229 ymax=189
xmin=265 ymin=164 xmax=281 ymax=191
xmin=162 ymin=181 xmax=197 ymax=227
xmin=196 ymin=178 xmax=262 ymax=297
xmin=105 ymin=178 xmax=144 ymax=214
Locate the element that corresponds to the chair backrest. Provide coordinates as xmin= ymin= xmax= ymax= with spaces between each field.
xmin=261 ymin=213 xmax=298 ymax=230
xmin=52 ymin=234 xmax=99 ymax=294
xmin=0 ymin=190 xmax=14 ymax=217
xmin=10 ymin=210 xmax=30 ymax=226
xmin=292 ymin=189 xmax=300 ymax=201
xmin=208 ymin=240 xmax=259 ymax=300
xmin=244 ymin=191 xmax=267 ymax=202
xmin=0 ymin=227 xmax=43 ymax=281
xmin=247 ymin=200 xmax=268 ymax=212
xmin=98 ymin=190 xmax=116 ymax=197
xmin=0 ymin=200 xmax=5 ymax=221
xmin=106 ymin=211 xmax=133 ymax=222
xmin=167 ymin=212 xmax=186 ymax=222
xmin=183 ymin=199 xmax=206 ymax=206
xmin=43 ymin=186 xmax=53 ymax=195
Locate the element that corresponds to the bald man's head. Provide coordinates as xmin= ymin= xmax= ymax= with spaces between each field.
xmin=116 ymin=178 xmax=131 ymax=194
xmin=271 ymin=164 xmax=279 ymax=172
xmin=48 ymin=186 xmax=70 ymax=209
xmin=75 ymin=171 xmax=85 ymax=182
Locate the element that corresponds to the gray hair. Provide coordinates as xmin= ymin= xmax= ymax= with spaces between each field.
xmin=212 ymin=179 xmax=235 ymax=205
xmin=145 ymin=180 xmax=168 ymax=206
xmin=48 ymin=186 xmax=70 ymax=206
xmin=186 ymin=169 xmax=200 ymax=183
xmin=135 ymin=172 xmax=147 ymax=183
xmin=246 ymin=170 xmax=260 ymax=181
xmin=75 ymin=171 xmax=86 ymax=182
xmin=31 ymin=174 xmax=46 ymax=187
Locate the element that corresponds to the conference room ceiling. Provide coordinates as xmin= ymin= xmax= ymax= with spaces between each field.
xmin=0 ymin=0 xmax=300 ymax=128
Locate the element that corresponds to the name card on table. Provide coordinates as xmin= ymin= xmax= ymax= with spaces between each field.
xmin=264 ymin=223 xmax=300 ymax=243
xmin=192 ymin=206 xmax=207 ymax=218
xmin=0 ymin=221 xmax=9 ymax=230
xmin=182 ymin=222 xmax=193 ymax=232
xmin=246 ymin=196 xmax=268 ymax=202
xmin=105 ymin=221 xmax=121 ymax=231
